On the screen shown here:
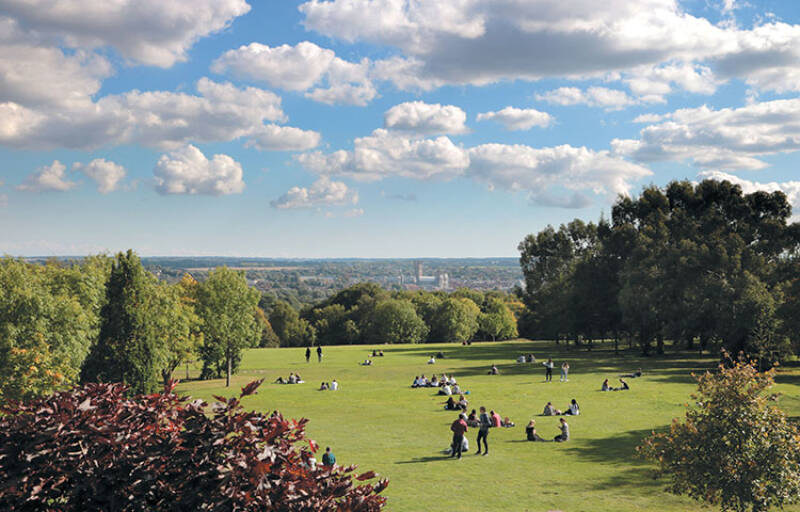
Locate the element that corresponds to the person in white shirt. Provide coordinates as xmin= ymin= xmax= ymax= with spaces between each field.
xmin=330 ymin=379 xmax=338 ymax=391
xmin=451 ymin=384 xmax=461 ymax=395
xmin=566 ymin=399 xmax=579 ymax=415
xmin=439 ymin=384 xmax=452 ymax=396
xmin=427 ymin=356 xmax=436 ymax=364
xmin=448 ymin=376 xmax=457 ymax=386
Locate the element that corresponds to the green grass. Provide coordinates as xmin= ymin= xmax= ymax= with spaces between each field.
xmin=177 ymin=340 xmax=800 ymax=512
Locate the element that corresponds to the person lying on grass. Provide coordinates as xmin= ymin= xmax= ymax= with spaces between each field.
xmin=614 ymin=378 xmax=630 ymax=391
xmin=542 ymin=402 xmax=562 ymax=416
xmin=554 ymin=417 xmax=570 ymax=442
xmin=525 ymin=420 xmax=549 ymax=441
xmin=621 ymin=367 xmax=643 ymax=378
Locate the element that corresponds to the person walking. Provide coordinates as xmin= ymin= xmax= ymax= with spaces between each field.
xmin=450 ymin=413 xmax=468 ymax=459
xmin=475 ymin=406 xmax=491 ymax=455
xmin=305 ymin=347 xmax=311 ymax=363
xmin=560 ymin=362 xmax=569 ymax=382
xmin=317 ymin=345 xmax=323 ymax=363
xmin=543 ymin=358 xmax=554 ymax=382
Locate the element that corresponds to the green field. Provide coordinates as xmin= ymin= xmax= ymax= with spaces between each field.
xmin=177 ymin=340 xmax=800 ymax=512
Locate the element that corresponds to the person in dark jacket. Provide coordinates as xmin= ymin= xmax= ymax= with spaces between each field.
xmin=475 ymin=406 xmax=491 ymax=455
xmin=450 ymin=413 xmax=468 ymax=459
xmin=322 ymin=446 xmax=336 ymax=466
xmin=305 ymin=347 xmax=311 ymax=363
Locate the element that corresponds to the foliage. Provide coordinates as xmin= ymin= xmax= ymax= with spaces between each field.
xmin=429 ymin=297 xmax=480 ymax=342
xmin=153 ymin=275 xmax=203 ymax=386
xmin=270 ymin=300 xmax=315 ymax=347
xmin=638 ymin=359 xmax=800 ymax=512
xmin=363 ymin=299 xmax=428 ymax=344
xmin=478 ymin=298 xmax=518 ymax=341
xmin=196 ymin=267 xmax=262 ymax=385
xmin=0 ymin=380 xmax=388 ymax=511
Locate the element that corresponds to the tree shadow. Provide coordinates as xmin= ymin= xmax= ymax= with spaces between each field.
xmin=565 ymin=427 xmax=665 ymax=465
xmin=394 ymin=455 xmax=457 ymax=464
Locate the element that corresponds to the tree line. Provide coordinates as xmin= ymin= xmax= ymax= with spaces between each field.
xmin=517 ymin=179 xmax=800 ymax=363
xmin=1 ymin=251 xmax=520 ymax=401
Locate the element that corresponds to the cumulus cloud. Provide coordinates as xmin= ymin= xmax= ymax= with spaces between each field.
xmin=296 ymin=129 xmax=470 ymax=181
xmin=699 ymin=170 xmax=800 ymax=211
xmin=153 ymin=145 xmax=245 ymax=196
xmin=17 ymin=161 xmax=77 ymax=192
xmin=383 ymin=101 xmax=468 ymax=135
xmin=2 ymin=0 xmax=251 ymax=67
xmin=612 ymin=98 xmax=800 ymax=171
xmin=271 ymin=176 xmax=358 ymax=209
xmin=212 ymin=41 xmax=377 ymax=106
xmin=536 ymin=87 xmax=638 ymax=110
xmin=299 ymin=0 xmax=800 ymax=97
xmin=0 ymin=78 xmax=318 ymax=152
xmin=73 ymin=159 xmax=126 ymax=194
xmin=476 ymin=107 xmax=553 ymax=131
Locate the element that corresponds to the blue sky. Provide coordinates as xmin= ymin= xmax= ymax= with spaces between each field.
xmin=1 ymin=0 xmax=800 ymax=257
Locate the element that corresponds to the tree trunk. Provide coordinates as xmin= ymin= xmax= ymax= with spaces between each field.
xmin=656 ymin=332 xmax=664 ymax=355
xmin=226 ymin=351 xmax=232 ymax=387
xmin=614 ymin=331 xmax=619 ymax=355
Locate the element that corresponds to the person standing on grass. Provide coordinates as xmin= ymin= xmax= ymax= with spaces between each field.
xmin=322 ymin=446 xmax=336 ymax=466
xmin=476 ymin=406 xmax=491 ymax=455
xmin=317 ymin=345 xmax=323 ymax=362
xmin=560 ymin=362 xmax=569 ymax=382
xmin=450 ymin=413 xmax=468 ymax=459
xmin=543 ymin=358 xmax=554 ymax=382
xmin=305 ymin=347 xmax=311 ymax=363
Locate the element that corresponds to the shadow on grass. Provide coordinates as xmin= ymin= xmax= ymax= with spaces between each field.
xmin=565 ymin=427 xmax=666 ymax=465
xmin=394 ymin=455 xmax=458 ymax=464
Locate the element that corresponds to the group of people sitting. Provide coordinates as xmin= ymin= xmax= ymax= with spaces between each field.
xmin=361 ymin=359 xmax=373 ymax=366
xmin=411 ymin=373 xmax=458 ymax=389
xmin=444 ymin=394 xmax=469 ymax=411
xmin=318 ymin=380 xmax=339 ymax=391
xmin=516 ymin=354 xmax=536 ymax=363
xmin=542 ymin=399 xmax=580 ymax=416
xmin=427 ymin=352 xmax=446 ymax=364
xmin=275 ymin=372 xmax=304 ymax=384
xmin=465 ymin=408 xmax=513 ymax=428
xmin=601 ymin=378 xmax=630 ymax=391
xmin=525 ymin=418 xmax=569 ymax=442
xmin=371 ymin=350 xmax=385 ymax=357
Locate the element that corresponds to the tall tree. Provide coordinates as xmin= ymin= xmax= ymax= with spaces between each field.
xmin=429 ymin=297 xmax=480 ymax=342
xmin=197 ymin=267 xmax=261 ymax=386
xmin=478 ymin=298 xmax=518 ymax=341
xmin=363 ymin=299 xmax=428 ymax=344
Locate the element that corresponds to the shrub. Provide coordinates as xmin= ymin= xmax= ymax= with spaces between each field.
xmin=0 ymin=380 xmax=388 ymax=511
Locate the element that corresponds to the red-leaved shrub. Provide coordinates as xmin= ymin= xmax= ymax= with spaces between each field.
xmin=0 ymin=379 xmax=388 ymax=511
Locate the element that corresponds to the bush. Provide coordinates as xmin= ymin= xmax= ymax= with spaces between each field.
xmin=0 ymin=380 xmax=388 ymax=511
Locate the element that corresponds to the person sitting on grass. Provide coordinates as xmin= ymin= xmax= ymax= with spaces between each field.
xmin=319 ymin=382 xmax=329 ymax=391
xmin=565 ymin=399 xmax=580 ymax=416
xmin=614 ymin=378 xmax=630 ymax=391
xmin=372 ymin=350 xmax=378 ymax=357
xmin=378 ymin=350 xmax=384 ymax=357
xmin=444 ymin=434 xmax=469 ymax=456
xmin=330 ymin=379 xmax=338 ymax=391
xmin=517 ymin=355 xmax=526 ymax=363
xmin=467 ymin=409 xmax=479 ymax=427
xmin=288 ymin=373 xmax=297 ymax=384
xmin=448 ymin=375 xmax=457 ymax=386
xmin=451 ymin=383 xmax=462 ymax=395
xmin=412 ymin=375 xmax=421 ymax=388
xmin=361 ymin=359 xmax=372 ymax=366
xmin=444 ymin=396 xmax=458 ymax=410
xmin=429 ymin=375 xmax=438 ymax=387
xmin=554 ymin=417 xmax=570 ymax=442
xmin=501 ymin=416 xmax=515 ymax=427
xmin=601 ymin=378 xmax=611 ymax=391
xmin=488 ymin=364 xmax=499 ymax=375
xmin=525 ymin=420 xmax=548 ymax=441
xmin=490 ymin=410 xmax=502 ymax=428
xmin=436 ymin=351 xmax=445 ymax=359
xmin=621 ymin=367 xmax=643 ymax=378
xmin=449 ymin=413 xmax=469 ymax=459
xmin=439 ymin=383 xmax=453 ymax=396
xmin=458 ymin=394 xmax=469 ymax=411
xmin=542 ymin=402 xmax=561 ymax=416
xmin=428 ymin=355 xmax=436 ymax=364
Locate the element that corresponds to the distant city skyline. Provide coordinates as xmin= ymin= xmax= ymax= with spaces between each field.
xmin=2 ymin=1 xmax=800 ymax=257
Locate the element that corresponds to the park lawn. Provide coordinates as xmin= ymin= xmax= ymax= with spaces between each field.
xmin=177 ymin=340 xmax=800 ymax=512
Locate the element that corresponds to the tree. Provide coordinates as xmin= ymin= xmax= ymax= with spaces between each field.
xmin=80 ymin=250 xmax=165 ymax=394
xmin=0 ymin=380 xmax=388 ymax=511
xmin=429 ymin=297 xmax=480 ymax=342
xmin=269 ymin=301 xmax=314 ymax=347
xmin=152 ymin=276 xmax=202 ymax=386
xmin=363 ymin=299 xmax=428 ymax=344
xmin=197 ymin=267 xmax=262 ymax=386
xmin=255 ymin=308 xmax=280 ymax=348
xmin=478 ymin=298 xmax=518 ymax=341
xmin=638 ymin=359 xmax=800 ymax=512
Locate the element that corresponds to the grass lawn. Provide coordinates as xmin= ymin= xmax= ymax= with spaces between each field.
xmin=177 ymin=340 xmax=800 ymax=512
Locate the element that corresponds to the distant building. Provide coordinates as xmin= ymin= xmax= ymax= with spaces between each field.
xmin=411 ymin=260 xmax=449 ymax=290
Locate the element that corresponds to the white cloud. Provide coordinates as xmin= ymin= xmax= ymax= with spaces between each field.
xmin=296 ymin=129 xmax=470 ymax=181
xmin=536 ymin=87 xmax=638 ymax=110
xmin=476 ymin=107 xmax=553 ymax=131
xmin=17 ymin=160 xmax=77 ymax=192
xmin=699 ymin=170 xmax=800 ymax=211
xmin=153 ymin=145 xmax=245 ymax=196
xmin=73 ymin=159 xmax=126 ymax=194
xmin=467 ymin=143 xmax=652 ymax=201
xmin=0 ymin=78 xmax=318 ymax=151
xmin=2 ymin=0 xmax=251 ymax=68
xmin=212 ymin=41 xmax=377 ymax=106
xmin=246 ymin=125 xmax=321 ymax=152
xmin=271 ymin=176 xmax=358 ymax=209
xmin=632 ymin=113 xmax=665 ymax=123
xmin=300 ymin=0 xmax=800 ymax=97
xmin=383 ymin=101 xmax=468 ymax=135
xmin=613 ymin=98 xmax=800 ymax=171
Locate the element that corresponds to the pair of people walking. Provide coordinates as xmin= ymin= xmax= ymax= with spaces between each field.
xmin=305 ymin=346 xmax=323 ymax=363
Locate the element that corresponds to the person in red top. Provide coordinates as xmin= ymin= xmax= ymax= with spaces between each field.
xmin=490 ymin=410 xmax=502 ymax=428
xmin=450 ymin=413 xmax=468 ymax=459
